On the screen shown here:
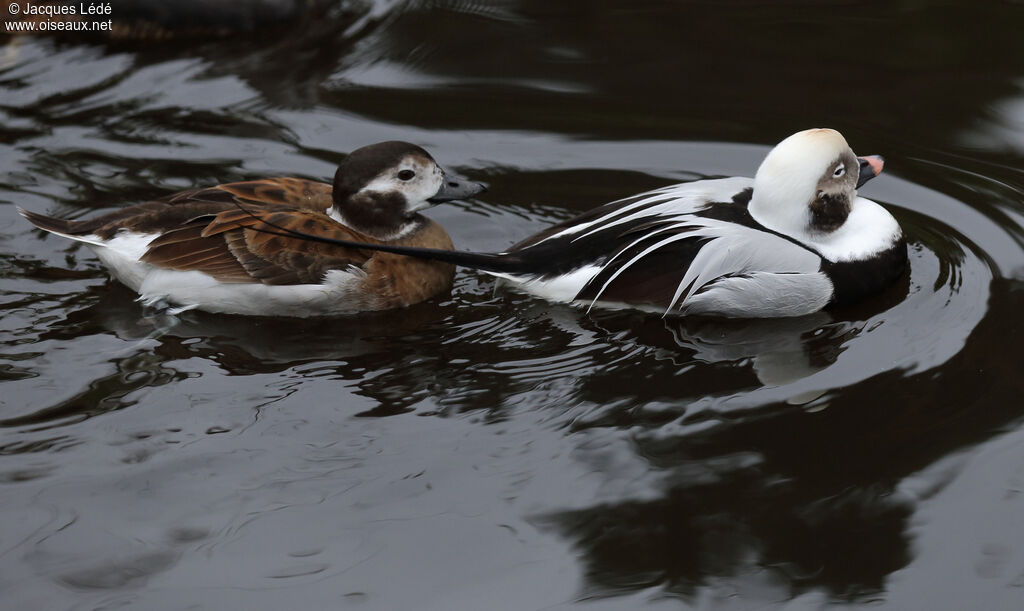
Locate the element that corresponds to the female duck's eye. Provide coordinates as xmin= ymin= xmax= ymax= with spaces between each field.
xmin=833 ymin=164 xmax=845 ymax=178
xmin=398 ymin=170 xmax=415 ymax=181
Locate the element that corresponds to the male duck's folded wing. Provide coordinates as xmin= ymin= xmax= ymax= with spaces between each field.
xmin=142 ymin=208 xmax=376 ymax=286
xmin=574 ymin=218 xmax=831 ymax=316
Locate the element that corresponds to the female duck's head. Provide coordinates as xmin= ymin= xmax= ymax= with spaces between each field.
xmin=330 ymin=141 xmax=486 ymax=240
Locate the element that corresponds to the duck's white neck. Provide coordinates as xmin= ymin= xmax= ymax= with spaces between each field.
xmin=748 ymin=175 xmax=815 ymax=242
xmin=804 ymin=197 xmax=903 ymax=262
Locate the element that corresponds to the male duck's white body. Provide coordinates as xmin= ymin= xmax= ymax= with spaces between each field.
xmin=259 ymin=129 xmax=907 ymax=318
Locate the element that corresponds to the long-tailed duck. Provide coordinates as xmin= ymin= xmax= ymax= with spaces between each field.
xmin=20 ymin=141 xmax=486 ymax=316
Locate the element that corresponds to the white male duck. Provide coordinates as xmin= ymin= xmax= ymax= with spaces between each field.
xmin=254 ymin=129 xmax=906 ymax=318
xmin=20 ymin=141 xmax=486 ymax=316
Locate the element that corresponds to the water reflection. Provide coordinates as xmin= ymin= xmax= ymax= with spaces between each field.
xmin=0 ymin=347 xmax=183 ymax=429
xmin=539 ymin=276 xmax=1023 ymax=600
xmin=540 ymin=478 xmax=913 ymax=599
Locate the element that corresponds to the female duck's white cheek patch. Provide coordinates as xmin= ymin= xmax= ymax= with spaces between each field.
xmin=404 ymin=161 xmax=444 ymax=211
xmin=357 ymin=159 xmax=442 ymax=212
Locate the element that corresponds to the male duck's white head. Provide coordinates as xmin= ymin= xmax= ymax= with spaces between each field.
xmin=330 ymin=141 xmax=486 ymax=240
xmin=748 ymin=128 xmax=899 ymax=263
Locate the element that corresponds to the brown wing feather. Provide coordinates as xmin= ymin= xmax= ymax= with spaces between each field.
xmin=45 ymin=178 xmax=333 ymax=240
xmin=143 ymin=223 xmax=254 ymax=283
xmin=142 ymin=208 xmax=378 ymax=286
xmin=212 ymin=178 xmax=333 ymax=212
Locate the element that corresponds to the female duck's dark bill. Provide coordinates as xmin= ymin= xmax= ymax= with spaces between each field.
xmin=429 ymin=169 xmax=487 ymax=203
xmin=856 ymin=155 xmax=884 ymax=188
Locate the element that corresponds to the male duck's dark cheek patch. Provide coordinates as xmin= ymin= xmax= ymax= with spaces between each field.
xmin=809 ymin=192 xmax=850 ymax=233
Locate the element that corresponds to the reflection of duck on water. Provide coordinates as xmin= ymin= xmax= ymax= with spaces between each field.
xmin=665 ymin=313 xmax=839 ymax=389
xmin=540 ymin=284 xmax=1020 ymax=604
xmin=5 ymin=0 xmax=333 ymax=38
xmin=528 ymin=308 xmax=860 ymax=407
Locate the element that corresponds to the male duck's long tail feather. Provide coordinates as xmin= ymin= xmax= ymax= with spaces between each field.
xmin=234 ymin=203 xmax=538 ymax=275
xmin=247 ymin=221 xmax=531 ymax=274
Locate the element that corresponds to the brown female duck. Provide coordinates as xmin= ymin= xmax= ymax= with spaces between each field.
xmin=20 ymin=141 xmax=485 ymax=316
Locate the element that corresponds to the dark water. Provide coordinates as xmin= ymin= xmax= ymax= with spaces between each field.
xmin=2 ymin=1 xmax=1023 ymax=609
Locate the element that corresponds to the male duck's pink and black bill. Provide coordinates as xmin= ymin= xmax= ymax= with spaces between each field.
xmin=856 ymin=155 xmax=884 ymax=188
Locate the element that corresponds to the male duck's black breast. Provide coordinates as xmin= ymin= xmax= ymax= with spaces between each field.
xmin=822 ymin=238 xmax=909 ymax=307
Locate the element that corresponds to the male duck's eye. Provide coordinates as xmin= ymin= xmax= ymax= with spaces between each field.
xmin=833 ymin=164 xmax=845 ymax=178
xmin=397 ymin=170 xmax=415 ymax=181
